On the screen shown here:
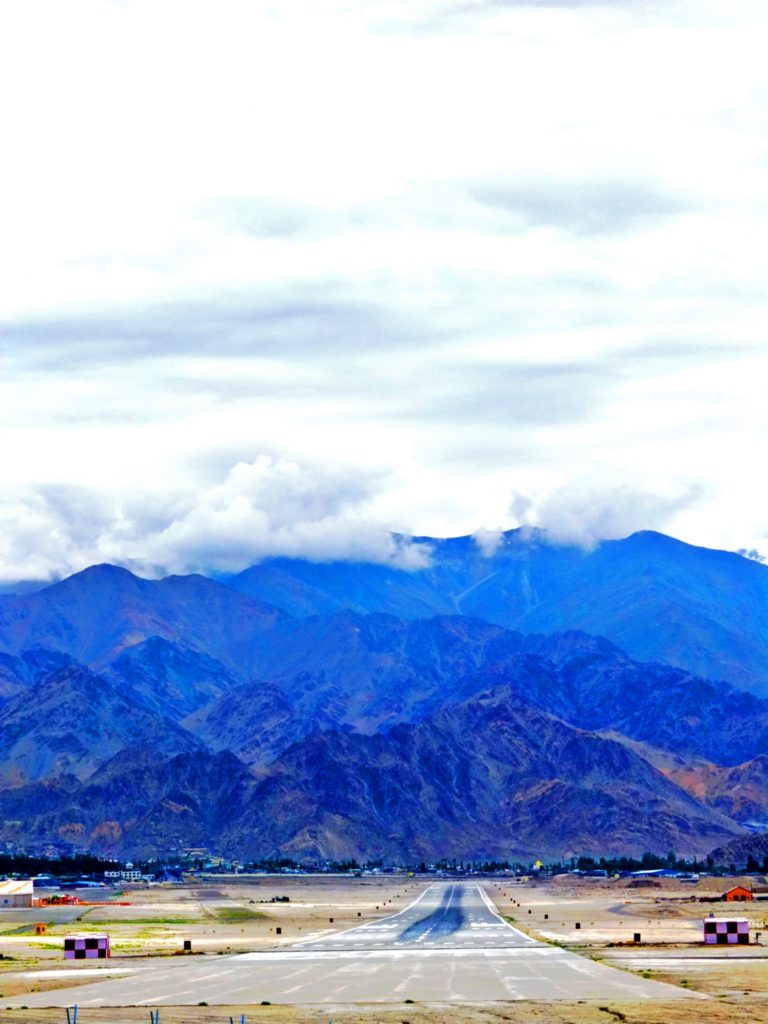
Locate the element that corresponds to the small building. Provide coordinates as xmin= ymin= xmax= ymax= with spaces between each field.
xmin=703 ymin=918 xmax=749 ymax=944
xmin=723 ymin=885 xmax=753 ymax=902
xmin=64 ymin=933 xmax=110 ymax=959
xmin=0 ymin=879 xmax=34 ymax=907
xmin=104 ymin=869 xmax=142 ymax=882
xmin=752 ymin=885 xmax=768 ymax=900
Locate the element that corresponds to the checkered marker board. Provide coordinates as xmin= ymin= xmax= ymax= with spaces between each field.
xmin=703 ymin=919 xmax=749 ymax=944
xmin=64 ymin=934 xmax=111 ymax=959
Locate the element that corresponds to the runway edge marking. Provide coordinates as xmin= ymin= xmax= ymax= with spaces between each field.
xmin=288 ymin=881 xmax=437 ymax=947
xmin=475 ymin=883 xmax=539 ymax=945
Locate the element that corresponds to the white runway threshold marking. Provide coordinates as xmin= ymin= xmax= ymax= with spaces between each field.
xmin=5 ymin=882 xmax=699 ymax=1007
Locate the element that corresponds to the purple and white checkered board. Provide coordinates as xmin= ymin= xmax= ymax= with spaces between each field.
xmin=703 ymin=918 xmax=749 ymax=944
xmin=64 ymin=934 xmax=111 ymax=959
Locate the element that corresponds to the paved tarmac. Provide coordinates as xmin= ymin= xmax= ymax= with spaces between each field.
xmin=296 ymin=880 xmax=539 ymax=951
xmin=6 ymin=882 xmax=697 ymax=1007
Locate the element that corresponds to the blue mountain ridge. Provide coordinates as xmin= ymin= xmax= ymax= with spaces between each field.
xmin=226 ymin=529 xmax=768 ymax=694
xmin=0 ymin=527 xmax=765 ymax=860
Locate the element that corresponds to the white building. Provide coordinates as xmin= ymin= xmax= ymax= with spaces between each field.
xmin=104 ymin=870 xmax=142 ymax=882
xmin=0 ymin=879 xmax=34 ymax=907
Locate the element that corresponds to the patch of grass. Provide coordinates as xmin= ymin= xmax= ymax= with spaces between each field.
xmin=93 ymin=917 xmax=198 ymax=925
xmin=211 ymin=907 xmax=267 ymax=923
xmin=129 ymin=927 xmax=182 ymax=939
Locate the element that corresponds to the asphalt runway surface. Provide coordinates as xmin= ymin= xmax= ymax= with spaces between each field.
xmin=297 ymin=880 xmax=539 ymax=951
xmin=7 ymin=882 xmax=696 ymax=1006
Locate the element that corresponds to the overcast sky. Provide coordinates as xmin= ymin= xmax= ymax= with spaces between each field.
xmin=2 ymin=0 xmax=767 ymax=583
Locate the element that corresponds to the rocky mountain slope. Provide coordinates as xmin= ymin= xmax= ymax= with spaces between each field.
xmin=0 ymin=662 xmax=200 ymax=783
xmin=174 ymin=618 xmax=768 ymax=770
xmin=664 ymin=754 xmax=768 ymax=827
xmin=237 ymin=686 xmax=741 ymax=862
xmin=0 ymin=564 xmax=286 ymax=672
xmin=0 ymin=747 xmax=253 ymax=857
xmin=460 ymin=631 xmax=768 ymax=766
xmin=4 ymin=563 xmax=766 ymax=769
xmin=106 ymin=637 xmax=239 ymax=719
xmin=0 ymin=648 xmax=74 ymax=699
xmin=227 ymin=529 xmax=768 ymax=693
xmin=0 ymin=531 xmax=765 ymax=859
xmin=710 ymin=829 xmax=768 ymax=868
xmin=0 ymin=688 xmax=742 ymax=861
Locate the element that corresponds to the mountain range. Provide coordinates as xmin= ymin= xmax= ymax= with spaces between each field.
xmin=226 ymin=529 xmax=768 ymax=694
xmin=0 ymin=529 xmax=765 ymax=862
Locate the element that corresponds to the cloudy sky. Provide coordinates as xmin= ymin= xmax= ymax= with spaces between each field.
xmin=2 ymin=0 xmax=767 ymax=583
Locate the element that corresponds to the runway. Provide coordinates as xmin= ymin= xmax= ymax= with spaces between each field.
xmin=295 ymin=880 xmax=538 ymax=951
xmin=6 ymin=882 xmax=697 ymax=1006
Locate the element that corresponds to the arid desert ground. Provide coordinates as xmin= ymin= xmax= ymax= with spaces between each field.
xmin=0 ymin=873 xmax=766 ymax=1024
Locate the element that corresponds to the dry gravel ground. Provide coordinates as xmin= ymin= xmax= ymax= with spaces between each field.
xmin=0 ymin=876 xmax=425 ymax=999
xmin=485 ymin=873 xmax=768 ymax=1012
xmin=1 ymin=874 xmax=767 ymax=1022
xmin=485 ymin=874 xmax=768 ymax=946
xmin=0 ymin=1002 xmax=768 ymax=1024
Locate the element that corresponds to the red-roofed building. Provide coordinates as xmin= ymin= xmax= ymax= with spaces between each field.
xmin=723 ymin=885 xmax=753 ymax=902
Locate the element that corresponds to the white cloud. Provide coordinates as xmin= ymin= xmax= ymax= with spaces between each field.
xmin=0 ymin=0 xmax=767 ymax=581
xmin=133 ymin=456 xmax=433 ymax=574
xmin=472 ymin=527 xmax=505 ymax=557
xmin=0 ymin=457 xmax=432 ymax=584
xmin=511 ymin=483 xmax=707 ymax=549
